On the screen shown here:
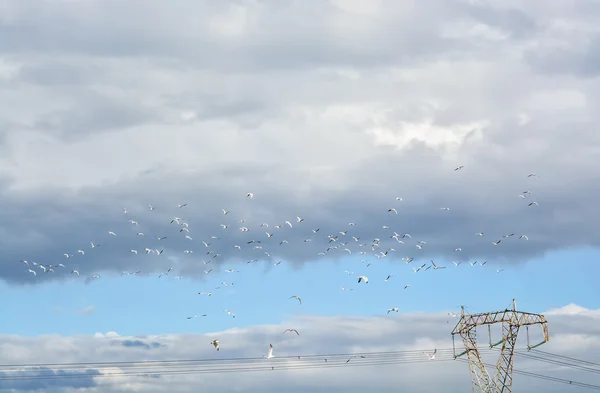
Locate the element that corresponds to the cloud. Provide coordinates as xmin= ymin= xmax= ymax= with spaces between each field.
xmin=0 ymin=305 xmax=598 ymax=393
xmin=74 ymin=305 xmax=95 ymax=316
xmin=0 ymin=0 xmax=600 ymax=284
xmin=54 ymin=305 xmax=95 ymax=316
xmin=117 ymin=339 xmax=163 ymax=350
xmin=0 ymin=368 xmax=100 ymax=392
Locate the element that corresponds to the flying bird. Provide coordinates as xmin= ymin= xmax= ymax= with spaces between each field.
xmin=210 ymin=340 xmax=219 ymax=351
xmin=283 ymin=328 xmax=300 ymax=335
xmin=289 ymin=295 xmax=302 ymax=304
xmin=424 ymin=349 xmax=437 ymax=360
xmin=266 ymin=344 xmax=274 ymax=359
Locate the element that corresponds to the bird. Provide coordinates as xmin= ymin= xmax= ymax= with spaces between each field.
xmin=424 ymin=349 xmax=437 ymax=360
xmin=357 ymin=275 xmax=369 ymax=283
xmin=283 ymin=328 xmax=300 ymax=335
xmin=431 ymin=261 xmax=446 ymax=270
xmin=210 ymin=340 xmax=219 ymax=351
xmin=387 ymin=308 xmax=399 ymax=314
xmin=289 ymin=295 xmax=302 ymax=304
xmin=266 ymin=344 xmax=274 ymax=359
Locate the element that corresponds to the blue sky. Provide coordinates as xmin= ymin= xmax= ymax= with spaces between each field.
xmin=4 ymin=246 xmax=598 ymax=337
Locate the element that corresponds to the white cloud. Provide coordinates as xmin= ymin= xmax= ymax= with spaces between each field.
xmin=0 ymin=306 xmax=598 ymax=393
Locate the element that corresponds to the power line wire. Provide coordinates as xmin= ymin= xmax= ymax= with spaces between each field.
xmin=0 ymin=346 xmax=598 ymax=391
xmin=2 ymin=353 xmax=599 ymax=391
xmin=0 ymin=357 xmax=452 ymax=381
xmin=457 ymin=359 xmax=600 ymax=390
xmin=0 ymin=347 xmax=464 ymax=370
xmin=0 ymin=350 xmax=457 ymax=379
xmin=514 ymin=351 xmax=600 ymax=375
xmin=531 ymin=349 xmax=600 ymax=368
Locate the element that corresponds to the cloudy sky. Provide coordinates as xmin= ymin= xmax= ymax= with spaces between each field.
xmin=1 ymin=0 xmax=599 ymax=392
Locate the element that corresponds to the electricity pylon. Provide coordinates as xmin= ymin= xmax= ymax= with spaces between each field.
xmin=451 ymin=299 xmax=549 ymax=393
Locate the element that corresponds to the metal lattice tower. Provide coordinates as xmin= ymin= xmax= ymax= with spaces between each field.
xmin=451 ymin=299 xmax=550 ymax=393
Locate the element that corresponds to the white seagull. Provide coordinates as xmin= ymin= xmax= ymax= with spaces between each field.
xmin=266 ymin=344 xmax=274 ymax=359
xmin=424 ymin=349 xmax=437 ymax=360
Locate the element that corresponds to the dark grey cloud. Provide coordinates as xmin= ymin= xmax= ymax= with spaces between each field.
xmin=0 ymin=367 xmax=100 ymax=391
xmin=0 ymin=0 xmax=528 ymax=71
xmin=0 ymin=0 xmax=599 ymax=284
xmin=0 ymin=306 xmax=598 ymax=393
xmin=117 ymin=339 xmax=163 ymax=350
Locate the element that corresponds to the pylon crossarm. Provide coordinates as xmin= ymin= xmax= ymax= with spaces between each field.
xmin=452 ymin=311 xmax=548 ymax=334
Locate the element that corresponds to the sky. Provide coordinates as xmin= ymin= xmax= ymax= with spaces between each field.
xmin=0 ymin=0 xmax=600 ymax=392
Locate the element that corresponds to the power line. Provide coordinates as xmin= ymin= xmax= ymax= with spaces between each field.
xmin=514 ymin=350 xmax=600 ymax=375
xmin=0 ymin=347 xmax=464 ymax=370
xmin=0 ymin=350 xmax=459 ymax=379
xmin=457 ymin=359 xmax=600 ymax=390
xmin=531 ymin=349 xmax=600 ymax=368
xmin=0 ymin=346 xmax=598 ymax=392
xmin=0 ymin=358 xmax=451 ymax=381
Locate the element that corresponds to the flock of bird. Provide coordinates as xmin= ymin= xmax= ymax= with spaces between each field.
xmin=15 ymin=168 xmax=541 ymax=357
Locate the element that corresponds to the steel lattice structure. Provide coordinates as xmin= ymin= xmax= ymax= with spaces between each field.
xmin=451 ymin=299 xmax=550 ymax=393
